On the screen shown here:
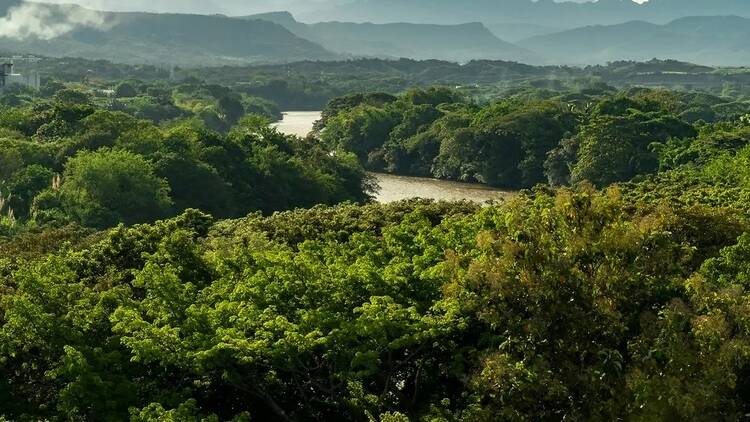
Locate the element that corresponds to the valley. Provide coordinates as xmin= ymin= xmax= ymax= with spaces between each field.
xmin=1 ymin=1 xmax=750 ymax=420
xmin=273 ymin=111 xmax=515 ymax=204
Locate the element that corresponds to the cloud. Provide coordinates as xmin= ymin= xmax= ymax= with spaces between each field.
xmin=26 ymin=0 xmax=342 ymax=16
xmin=33 ymin=0 xmax=227 ymax=14
xmin=0 ymin=1 xmax=110 ymax=40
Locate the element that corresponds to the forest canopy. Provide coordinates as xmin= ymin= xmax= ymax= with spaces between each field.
xmin=0 ymin=81 xmax=370 ymax=233
xmin=2 ymin=185 xmax=750 ymax=420
xmin=319 ymin=85 xmax=749 ymax=190
xmin=2 ymin=66 xmax=750 ymax=420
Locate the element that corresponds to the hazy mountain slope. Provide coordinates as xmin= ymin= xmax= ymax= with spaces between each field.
xmin=246 ymin=11 xmax=317 ymax=41
xmin=0 ymin=0 xmax=20 ymax=15
xmin=298 ymin=0 xmax=750 ymax=29
xmin=485 ymin=22 xmax=563 ymax=42
xmin=242 ymin=12 xmax=539 ymax=63
xmin=518 ymin=15 xmax=750 ymax=66
xmin=518 ymin=21 xmax=670 ymax=64
xmin=0 ymin=4 xmax=335 ymax=66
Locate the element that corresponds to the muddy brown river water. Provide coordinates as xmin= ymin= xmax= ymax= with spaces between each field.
xmin=273 ymin=111 xmax=514 ymax=204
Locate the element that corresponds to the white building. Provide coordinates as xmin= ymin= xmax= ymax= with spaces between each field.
xmin=0 ymin=62 xmax=41 ymax=93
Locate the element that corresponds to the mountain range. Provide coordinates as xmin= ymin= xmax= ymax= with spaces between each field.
xmin=241 ymin=12 xmax=538 ymax=63
xmin=519 ymin=15 xmax=750 ymax=66
xmin=242 ymin=11 xmax=750 ymax=67
xmin=0 ymin=3 xmax=334 ymax=66
xmin=296 ymin=0 xmax=750 ymax=28
xmin=28 ymin=0 xmax=750 ymax=30
xmin=0 ymin=1 xmax=749 ymax=67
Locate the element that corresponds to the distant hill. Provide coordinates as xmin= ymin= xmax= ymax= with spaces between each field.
xmin=297 ymin=0 xmax=750 ymax=36
xmin=0 ymin=0 xmax=20 ymax=15
xmin=518 ymin=15 xmax=750 ymax=66
xmin=4 ymin=2 xmax=750 ymax=69
xmin=485 ymin=22 xmax=563 ymax=42
xmin=0 ymin=4 xmax=335 ymax=66
xmin=241 ymin=12 xmax=538 ymax=63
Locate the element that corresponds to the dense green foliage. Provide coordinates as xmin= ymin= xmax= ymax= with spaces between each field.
xmin=2 ymin=72 xmax=750 ymax=420
xmin=0 ymin=87 xmax=370 ymax=231
xmin=2 ymin=182 xmax=750 ymax=420
xmin=188 ymin=58 xmax=750 ymax=109
xmin=2 ymin=76 xmax=282 ymax=131
xmin=12 ymin=56 xmax=750 ymax=111
xmin=320 ymin=86 xmax=750 ymax=189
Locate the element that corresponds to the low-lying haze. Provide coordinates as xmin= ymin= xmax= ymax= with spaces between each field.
xmin=0 ymin=1 xmax=110 ymax=40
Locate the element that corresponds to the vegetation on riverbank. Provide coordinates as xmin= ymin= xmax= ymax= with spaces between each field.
xmin=320 ymin=85 xmax=749 ymax=189
xmin=0 ymin=85 xmax=369 ymax=233
xmin=3 ymin=180 xmax=750 ymax=420
xmin=2 ymin=65 xmax=750 ymax=420
xmin=18 ymin=56 xmax=750 ymax=109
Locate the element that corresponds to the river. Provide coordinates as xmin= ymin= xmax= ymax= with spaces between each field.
xmin=273 ymin=111 xmax=514 ymax=204
xmin=272 ymin=111 xmax=323 ymax=137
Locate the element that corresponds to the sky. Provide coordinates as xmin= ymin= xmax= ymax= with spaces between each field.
xmin=34 ymin=0 xmax=649 ymax=16
xmin=34 ymin=0 xmax=334 ymax=15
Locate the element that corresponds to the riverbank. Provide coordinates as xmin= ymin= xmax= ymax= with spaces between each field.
xmin=274 ymin=111 xmax=516 ymax=204
xmin=272 ymin=111 xmax=322 ymax=137
xmin=372 ymin=173 xmax=513 ymax=203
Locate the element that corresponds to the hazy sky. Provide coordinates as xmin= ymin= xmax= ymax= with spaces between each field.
xmin=35 ymin=0 xmax=649 ymax=16
xmin=35 ymin=0 xmax=334 ymax=15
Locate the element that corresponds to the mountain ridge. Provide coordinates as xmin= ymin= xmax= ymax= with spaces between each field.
xmin=240 ymin=12 xmax=539 ymax=63
xmin=296 ymin=0 xmax=750 ymax=31
xmin=0 ymin=3 xmax=336 ymax=66
xmin=1 ymin=3 xmax=749 ymax=68
xmin=518 ymin=14 xmax=750 ymax=66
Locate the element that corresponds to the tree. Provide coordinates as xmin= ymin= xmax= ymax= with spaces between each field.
xmin=218 ymin=95 xmax=245 ymax=126
xmin=39 ymin=80 xmax=66 ymax=98
xmin=4 ymin=165 xmax=55 ymax=218
xmin=322 ymin=104 xmax=399 ymax=163
xmin=54 ymin=89 xmax=93 ymax=106
xmin=114 ymin=81 xmax=139 ymax=98
xmin=57 ymin=149 xmax=172 ymax=227
xmin=571 ymin=112 xmax=695 ymax=187
xmin=0 ymin=147 xmax=23 ymax=181
xmin=469 ymin=101 xmax=578 ymax=187
xmin=404 ymin=86 xmax=461 ymax=106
